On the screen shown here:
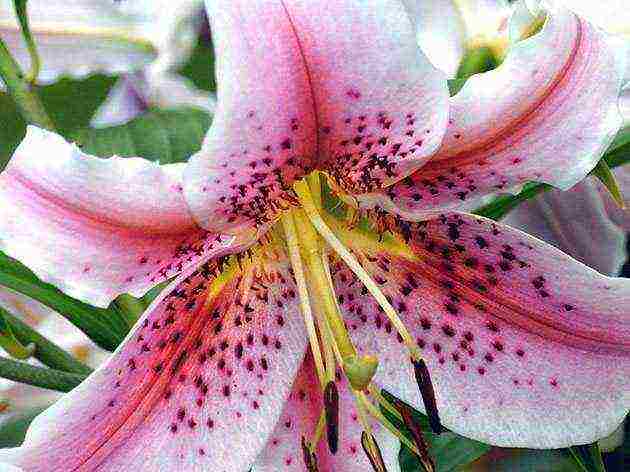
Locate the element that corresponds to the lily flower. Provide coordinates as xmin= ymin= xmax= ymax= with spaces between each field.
xmin=0 ymin=1 xmax=628 ymax=471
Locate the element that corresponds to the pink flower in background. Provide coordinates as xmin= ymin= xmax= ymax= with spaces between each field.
xmin=0 ymin=0 xmax=627 ymax=471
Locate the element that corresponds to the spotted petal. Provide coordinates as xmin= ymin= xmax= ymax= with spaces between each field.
xmin=0 ymin=127 xmax=232 ymax=307
xmin=253 ymin=352 xmax=399 ymax=471
xmin=329 ymin=213 xmax=630 ymax=448
xmin=361 ymin=6 xmax=626 ymax=219
xmin=503 ymin=177 xmax=627 ymax=275
xmin=184 ymin=0 xmax=448 ymax=236
xmin=0 ymin=246 xmax=307 ymax=471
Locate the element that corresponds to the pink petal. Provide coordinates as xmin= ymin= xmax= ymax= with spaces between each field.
xmin=332 ymin=213 xmax=630 ymax=448
xmin=0 ymin=251 xmax=308 ymax=471
xmin=503 ymin=177 xmax=626 ymax=275
xmin=184 ymin=0 xmax=448 ymax=235
xmin=361 ymin=6 xmax=626 ymax=219
xmin=0 ymin=127 xmax=232 ymax=307
xmin=281 ymin=0 xmax=449 ymax=192
xmin=252 ymin=352 xmax=399 ymax=471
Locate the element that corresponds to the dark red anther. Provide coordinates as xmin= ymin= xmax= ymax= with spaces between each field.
xmin=361 ymin=431 xmax=387 ymax=472
xmin=412 ymin=358 xmax=442 ymax=434
xmin=301 ymin=437 xmax=319 ymax=472
xmin=324 ymin=381 xmax=339 ymax=454
xmin=398 ymin=402 xmax=435 ymax=472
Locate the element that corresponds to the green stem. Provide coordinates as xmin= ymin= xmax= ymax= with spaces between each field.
xmin=0 ymin=269 xmax=127 ymax=351
xmin=0 ymin=357 xmax=86 ymax=392
xmin=13 ymin=0 xmax=41 ymax=83
xmin=0 ymin=37 xmax=54 ymax=130
xmin=0 ymin=307 xmax=92 ymax=375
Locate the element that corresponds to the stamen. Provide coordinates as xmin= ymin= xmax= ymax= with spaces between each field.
xmin=324 ymin=381 xmax=339 ymax=454
xmin=357 ymin=392 xmax=423 ymax=460
xmin=343 ymin=354 xmax=379 ymax=391
xmin=281 ymin=213 xmax=327 ymax=386
xmin=294 ymin=180 xmax=421 ymax=361
xmin=412 ymin=359 xmax=442 ymax=434
xmin=397 ymin=402 xmax=435 ymax=472
xmin=301 ymin=436 xmax=320 ymax=472
xmin=361 ymin=431 xmax=388 ymax=472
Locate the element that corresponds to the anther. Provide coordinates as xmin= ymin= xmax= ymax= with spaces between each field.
xmin=412 ymin=358 xmax=442 ymax=434
xmin=361 ymin=431 xmax=387 ymax=472
xmin=324 ymin=381 xmax=339 ymax=454
xmin=301 ymin=437 xmax=319 ymax=472
xmin=397 ymin=402 xmax=435 ymax=472
xmin=343 ymin=354 xmax=379 ymax=391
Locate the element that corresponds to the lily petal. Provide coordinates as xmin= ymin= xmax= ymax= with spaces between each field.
xmin=184 ymin=0 xmax=448 ymax=236
xmin=0 ymin=0 xmax=202 ymax=84
xmin=362 ymin=6 xmax=626 ymax=219
xmin=0 ymin=127 xmax=232 ymax=307
xmin=404 ymin=0 xmax=511 ymax=78
xmin=252 ymin=352 xmax=399 ymax=471
xmin=0 ymin=247 xmax=307 ymax=471
xmin=547 ymin=0 xmax=630 ymax=36
xmin=331 ymin=213 xmax=630 ymax=448
xmin=503 ymin=177 xmax=627 ymax=275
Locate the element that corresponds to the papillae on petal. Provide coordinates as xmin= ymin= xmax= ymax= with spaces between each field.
xmin=0 ymin=127 xmax=233 ymax=307
xmin=0 ymin=244 xmax=307 ymax=471
xmin=330 ymin=213 xmax=629 ymax=448
xmin=362 ymin=5 xmax=626 ymax=220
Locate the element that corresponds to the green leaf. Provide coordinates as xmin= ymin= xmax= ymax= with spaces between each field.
xmin=0 ymin=408 xmax=44 ymax=448
xmin=0 ymin=74 xmax=116 ymax=167
xmin=71 ymin=107 xmax=212 ymax=164
xmin=568 ymin=444 xmax=607 ymax=472
xmin=179 ymin=37 xmax=217 ymax=93
xmin=591 ymin=159 xmax=625 ymax=208
xmin=0 ymin=252 xmax=129 ymax=351
xmin=381 ymin=391 xmax=491 ymax=472
xmin=0 ymin=356 xmax=86 ymax=392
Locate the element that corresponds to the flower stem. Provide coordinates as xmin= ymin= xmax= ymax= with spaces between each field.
xmin=0 ymin=37 xmax=54 ymax=130
xmin=0 ymin=356 xmax=86 ymax=392
xmin=0 ymin=306 xmax=92 ymax=375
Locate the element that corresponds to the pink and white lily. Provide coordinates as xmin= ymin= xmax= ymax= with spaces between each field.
xmin=0 ymin=1 xmax=628 ymax=471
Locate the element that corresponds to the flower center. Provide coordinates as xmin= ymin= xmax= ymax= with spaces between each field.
xmin=275 ymin=172 xmax=440 ymax=469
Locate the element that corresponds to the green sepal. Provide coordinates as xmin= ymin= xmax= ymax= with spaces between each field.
xmin=591 ymin=159 xmax=625 ymax=208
